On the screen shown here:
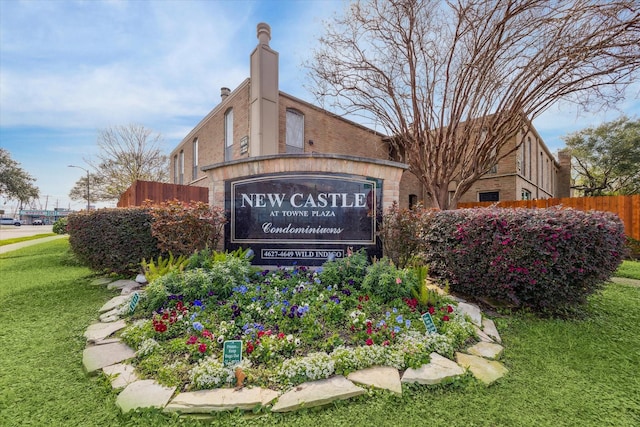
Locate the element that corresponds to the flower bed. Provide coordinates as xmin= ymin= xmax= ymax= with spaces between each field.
xmin=120 ymin=250 xmax=476 ymax=391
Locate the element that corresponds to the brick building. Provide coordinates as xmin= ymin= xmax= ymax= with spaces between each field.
xmin=169 ymin=23 xmax=569 ymax=208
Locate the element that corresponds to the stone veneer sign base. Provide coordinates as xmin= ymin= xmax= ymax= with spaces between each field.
xmin=83 ymin=278 xmax=508 ymax=415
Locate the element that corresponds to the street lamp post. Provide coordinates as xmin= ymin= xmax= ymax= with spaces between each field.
xmin=68 ymin=165 xmax=90 ymax=211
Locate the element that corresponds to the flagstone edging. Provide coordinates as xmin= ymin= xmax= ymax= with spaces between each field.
xmin=83 ymin=278 xmax=509 ymax=414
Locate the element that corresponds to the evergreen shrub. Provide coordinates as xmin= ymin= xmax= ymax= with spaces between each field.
xmin=423 ymin=207 xmax=626 ymax=314
xmin=52 ymin=217 xmax=68 ymax=234
xmin=67 ymin=208 xmax=160 ymax=275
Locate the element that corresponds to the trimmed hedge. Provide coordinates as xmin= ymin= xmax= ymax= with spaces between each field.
xmin=423 ymin=207 xmax=626 ymax=315
xmin=67 ymin=208 xmax=160 ymax=275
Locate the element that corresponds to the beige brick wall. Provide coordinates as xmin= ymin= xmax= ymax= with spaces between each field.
xmin=278 ymin=94 xmax=389 ymax=160
xmin=205 ymin=155 xmax=406 ymax=211
xmin=169 ymin=81 xmax=251 ymax=187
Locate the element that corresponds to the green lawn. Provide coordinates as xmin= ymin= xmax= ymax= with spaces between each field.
xmin=0 ymin=241 xmax=639 ymax=426
xmin=615 ymin=260 xmax=640 ymax=280
xmin=0 ymin=232 xmax=56 ymax=246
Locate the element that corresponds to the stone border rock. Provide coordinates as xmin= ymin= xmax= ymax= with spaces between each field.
xmin=83 ymin=278 xmax=509 ymax=414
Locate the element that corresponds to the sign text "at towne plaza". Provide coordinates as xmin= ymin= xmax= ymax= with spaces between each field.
xmin=225 ymin=173 xmax=382 ymax=265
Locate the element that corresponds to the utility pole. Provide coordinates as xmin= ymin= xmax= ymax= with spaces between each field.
xmin=68 ymin=165 xmax=90 ymax=211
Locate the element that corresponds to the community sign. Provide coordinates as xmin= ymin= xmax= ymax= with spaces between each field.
xmin=225 ymin=173 xmax=382 ymax=265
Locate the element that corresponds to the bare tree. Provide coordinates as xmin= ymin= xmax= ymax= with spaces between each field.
xmin=308 ymin=0 xmax=640 ymax=209
xmin=70 ymin=124 xmax=169 ymax=202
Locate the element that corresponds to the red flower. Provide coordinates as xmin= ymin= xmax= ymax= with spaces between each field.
xmin=382 ymin=340 xmax=390 ymax=346
xmin=198 ymin=343 xmax=207 ymax=353
xmin=257 ymin=331 xmax=265 ymax=338
xmin=446 ymin=305 xmax=454 ymax=313
xmin=246 ymin=342 xmax=254 ymax=354
xmin=277 ymin=332 xmax=285 ymax=339
xmin=187 ymin=335 xmax=198 ymax=345
xmin=154 ymin=322 xmax=167 ymax=333
xmin=265 ymin=330 xmax=272 ymax=336
xmin=365 ymin=338 xmax=374 ymax=346
xmin=202 ymin=330 xmax=213 ymax=339
xmin=428 ymin=306 xmax=435 ymax=315
xmin=442 ymin=315 xmax=450 ymax=321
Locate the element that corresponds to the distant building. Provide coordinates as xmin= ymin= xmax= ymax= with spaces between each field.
xmin=19 ymin=208 xmax=72 ymax=225
xmin=169 ymin=23 xmax=569 ymax=208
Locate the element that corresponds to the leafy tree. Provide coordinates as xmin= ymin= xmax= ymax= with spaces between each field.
xmin=0 ymin=148 xmax=39 ymax=206
xmin=69 ymin=124 xmax=169 ymax=202
xmin=563 ymin=116 xmax=640 ymax=196
xmin=308 ymin=0 xmax=640 ymax=209
xmin=68 ymin=174 xmax=110 ymax=206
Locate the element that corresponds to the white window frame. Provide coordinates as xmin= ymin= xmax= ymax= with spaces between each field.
xmin=225 ymin=108 xmax=233 ymax=161
xmin=286 ymin=109 xmax=305 ymax=154
xmin=192 ymin=138 xmax=198 ymax=180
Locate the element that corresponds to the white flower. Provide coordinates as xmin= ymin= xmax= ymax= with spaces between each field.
xmin=217 ymin=335 xmax=225 ymax=344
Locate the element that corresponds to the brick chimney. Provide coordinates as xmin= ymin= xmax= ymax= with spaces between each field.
xmin=249 ymin=23 xmax=279 ymax=156
xmin=556 ymin=149 xmax=573 ymax=198
xmin=220 ymin=87 xmax=231 ymax=101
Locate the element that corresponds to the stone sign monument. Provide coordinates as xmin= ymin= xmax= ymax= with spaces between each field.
xmin=225 ymin=172 xmax=382 ymax=265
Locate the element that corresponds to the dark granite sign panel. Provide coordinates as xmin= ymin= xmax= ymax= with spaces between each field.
xmin=225 ymin=173 xmax=382 ymax=265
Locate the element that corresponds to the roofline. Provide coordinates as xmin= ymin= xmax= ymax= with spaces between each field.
xmin=202 ymin=152 xmax=408 ymax=172
xmin=170 ymin=78 xmax=250 ymax=156
xmin=279 ymin=91 xmax=388 ymax=138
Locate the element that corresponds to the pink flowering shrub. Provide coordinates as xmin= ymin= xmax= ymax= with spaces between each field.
xmin=146 ymin=200 xmax=227 ymax=256
xmin=379 ymin=202 xmax=436 ymax=268
xmin=423 ymin=207 xmax=626 ymax=315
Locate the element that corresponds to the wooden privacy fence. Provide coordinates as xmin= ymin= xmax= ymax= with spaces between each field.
xmin=117 ymin=180 xmax=209 ymax=207
xmin=458 ymin=195 xmax=640 ymax=241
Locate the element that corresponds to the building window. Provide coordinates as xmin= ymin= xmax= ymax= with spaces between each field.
xmin=179 ymin=150 xmax=184 ymax=185
xmin=517 ymin=140 xmax=524 ymax=174
xmin=527 ymin=137 xmax=532 ymax=179
xmin=479 ymin=191 xmax=499 ymax=202
xmin=521 ymin=188 xmax=531 ymax=200
xmin=225 ymin=108 xmax=233 ymax=161
xmin=540 ymin=152 xmax=544 ymax=189
xmin=173 ymin=155 xmax=178 ymax=184
xmin=409 ymin=194 xmax=418 ymax=209
xmin=192 ymin=138 xmax=198 ymax=180
xmin=286 ymin=109 xmax=304 ymax=153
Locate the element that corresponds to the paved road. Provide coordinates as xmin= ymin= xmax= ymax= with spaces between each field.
xmin=0 ymin=234 xmax=67 ymax=255
xmin=0 ymin=225 xmax=66 ymax=255
xmin=0 ymin=224 xmax=54 ymax=239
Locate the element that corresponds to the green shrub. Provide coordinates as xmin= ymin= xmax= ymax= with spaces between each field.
xmin=147 ymin=200 xmax=226 ymax=257
xmin=67 ymin=208 xmax=160 ymax=275
xmin=423 ymin=207 xmax=626 ymax=315
xmin=360 ymin=257 xmax=415 ymax=300
xmin=52 ymin=217 xmax=68 ymax=234
xmin=141 ymin=253 xmax=189 ymax=283
xmin=626 ymin=236 xmax=640 ymax=260
xmin=319 ymin=248 xmax=369 ymax=289
xmin=143 ymin=255 xmax=253 ymax=312
xmin=379 ymin=202 xmax=435 ymax=268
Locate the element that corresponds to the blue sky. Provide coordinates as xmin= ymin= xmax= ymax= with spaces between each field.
xmin=1 ymin=0 xmax=638 ymax=213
